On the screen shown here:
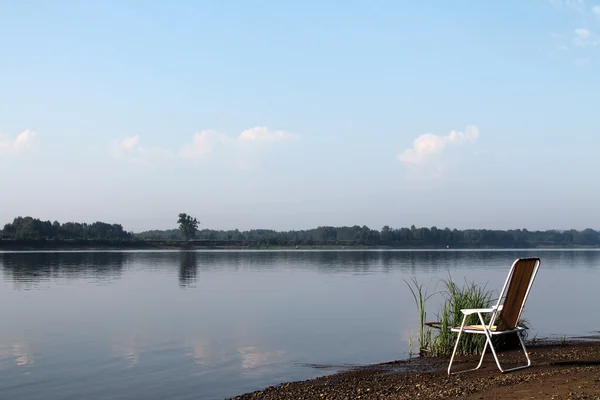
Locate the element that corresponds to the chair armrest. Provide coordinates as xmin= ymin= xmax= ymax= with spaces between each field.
xmin=460 ymin=308 xmax=496 ymax=315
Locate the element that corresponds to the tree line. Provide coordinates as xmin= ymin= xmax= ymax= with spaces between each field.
xmin=136 ymin=224 xmax=600 ymax=248
xmin=2 ymin=216 xmax=600 ymax=248
xmin=1 ymin=216 xmax=132 ymax=240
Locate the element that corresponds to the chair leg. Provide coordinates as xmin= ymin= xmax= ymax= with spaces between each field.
xmin=501 ymin=332 xmax=532 ymax=373
xmin=448 ymin=314 xmax=533 ymax=375
xmin=474 ymin=339 xmax=489 ymax=370
xmin=471 ymin=312 xmax=503 ymax=373
xmin=485 ymin=332 xmax=504 ymax=373
xmin=448 ymin=315 xmax=489 ymax=375
xmin=447 ymin=315 xmax=466 ymax=375
xmin=477 ymin=313 xmax=531 ymax=373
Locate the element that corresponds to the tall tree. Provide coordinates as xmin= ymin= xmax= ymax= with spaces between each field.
xmin=177 ymin=213 xmax=199 ymax=240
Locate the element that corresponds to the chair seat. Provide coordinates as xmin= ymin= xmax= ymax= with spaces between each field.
xmin=465 ymin=324 xmax=497 ymax=331
xmin=450 ymin=324 xmax=496 ymax=333
xmin=450 ymin=325 xmax=526 ymax=334
xmin=447 ymin=257 xmax=540 ymax=375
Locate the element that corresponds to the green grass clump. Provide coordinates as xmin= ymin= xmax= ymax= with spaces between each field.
xmin=428 ymin=278 xmax=494 ymax=357
xmin=405 ymin=276 xmax=529 ymax=358
xmin=404 ymin=277 xmax=435 ymax=355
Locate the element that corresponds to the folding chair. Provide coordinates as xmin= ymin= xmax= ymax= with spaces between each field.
xmin=447 ymin=257 xmax=541 ymax=375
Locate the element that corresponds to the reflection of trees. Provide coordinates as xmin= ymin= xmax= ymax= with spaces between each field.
xmin=3 ymin=250 xmax=597 ymax=290
xmin=1 ymin=252 xmax=127 ymax=289
xmin=166 ymin=250 xmax=600 ymax=274
xmin=579 ymin=250 xmax=600 ymax=270
xmin=120 ymin=251 xmax=536 ymax=275
xmin=178 ymin=251 xmax=198 ymax=289
xmin=167 ymin=251 xmax=492 ymax=274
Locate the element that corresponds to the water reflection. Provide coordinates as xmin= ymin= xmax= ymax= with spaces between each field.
xmin=0 ymin=250 xmax=599 ymax=400
xmin=238 ymin=345 xmax=285 ymax=371
xmin=179 ymin=251 xmax=198 ymax=289
xmin=185 ymin=337 xmax=213 ymax=365
xmin=110 ymin=334 xmax=142 ymax=368
xmin=1 ymin=252 xmax=128 ymax=289
xmin=0 ymin=342 xmax=34 ymax=368
xmin=3 ymin=250 xmax=594 ymax=283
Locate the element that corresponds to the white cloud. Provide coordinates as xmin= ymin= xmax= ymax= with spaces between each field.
xmin=548 ymin=33 xmax=572 ymax=53
xmin=179 ymin=130 xmax=232 ymax=161
xmin=114 ymin=127 xmax=296 ymax=167
xmin=573 ymin=28 xmax=600 ymax=46
xmin=397 ymin=126 xmax=479 ymax=167
xmin=575 ymin=28 xmax=591 ymax=38
xmin=118 ymin=136 xmax=140 ymax=151
xmin=180 ymin=126 xmax=297 ymax=165
xmin=549 ymin=0 xmax=587 ymax=13
xmin=545 ymin=2 xmax=600 ymax=57
xmin=0 ymin=130 xmax=36 ymax=153
xmin=112 ymin=135 xmax=141 ymax=156
xmin=112 ymin=136 xmax=173 ymax=165
xmin=238 ymin=126 xmax=298 ymax=142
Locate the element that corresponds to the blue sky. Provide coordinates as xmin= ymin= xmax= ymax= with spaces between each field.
xmin=1 ymin=0 xmax=599 ymax=232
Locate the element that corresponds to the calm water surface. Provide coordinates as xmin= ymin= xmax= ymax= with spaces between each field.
xmin=0 ymin=250 xmax=598 ymax=399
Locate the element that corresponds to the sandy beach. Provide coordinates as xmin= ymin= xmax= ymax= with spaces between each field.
xmin=229 ymin=340 xmax=600 ymax=399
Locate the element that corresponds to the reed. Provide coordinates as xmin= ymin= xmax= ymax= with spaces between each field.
xmin=404 ymin=277 xmax=436 ymax=355
xmin=428 ymin=277 xmax=494 ymax=356
xmin=407 ymin=276 xmax=529 ymax=357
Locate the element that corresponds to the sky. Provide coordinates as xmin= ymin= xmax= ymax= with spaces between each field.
xmin=1 ymin=0 xmax=600 ymax=232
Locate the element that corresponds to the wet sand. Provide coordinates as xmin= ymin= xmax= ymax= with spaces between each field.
xmin=229 ymin=340 xmax=600 ymax=399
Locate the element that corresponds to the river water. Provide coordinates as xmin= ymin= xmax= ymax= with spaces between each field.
xmin=0 ymin=250 xmax=598 ymax=399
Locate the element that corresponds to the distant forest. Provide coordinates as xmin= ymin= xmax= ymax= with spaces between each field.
xmin=136 ymin=226 xmax=600 ymax=248
xmin=1 ymin=216 xmax=132 ymax=240
xmin=2 ymin=216 xmax=600 ymax=248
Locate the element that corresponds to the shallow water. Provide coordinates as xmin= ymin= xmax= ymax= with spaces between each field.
xmin=0 ymin=249 xmax=598 ymax=399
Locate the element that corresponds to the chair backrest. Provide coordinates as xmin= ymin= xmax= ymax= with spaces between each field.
xmin=491 ymin=257 xmax=541 ymax=331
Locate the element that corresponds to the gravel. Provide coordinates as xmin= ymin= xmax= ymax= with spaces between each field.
xmin=228 ymin=340 xmax=600 ymax=400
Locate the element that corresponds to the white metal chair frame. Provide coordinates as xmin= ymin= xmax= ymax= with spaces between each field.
xmin=447 ymin=257 xmax=541 ymax=375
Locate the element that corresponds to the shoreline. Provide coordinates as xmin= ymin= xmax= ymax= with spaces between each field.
xmin=1 ymin=239 xmax=599 ymax=251
xmin=228 ymin=340 xmax=600 ymax=399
